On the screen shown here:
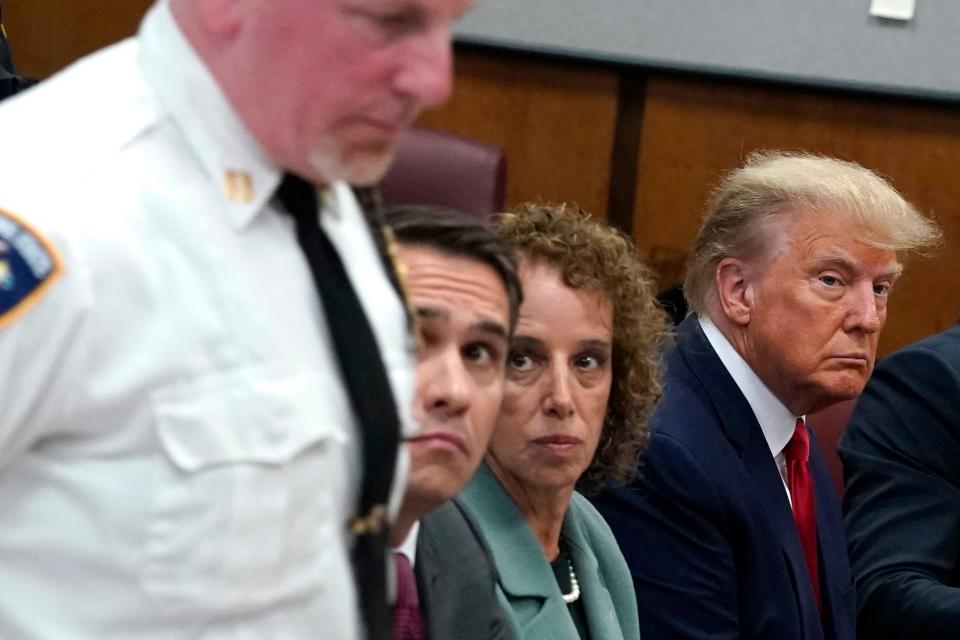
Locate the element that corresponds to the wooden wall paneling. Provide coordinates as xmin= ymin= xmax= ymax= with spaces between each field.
xmin=605 ymin=71 xmax=647 ymax=233
xmin=632 ymin=74 xmax=960 ymax=354
xmin=418 ymin=46 xmax=619 ymax=219
xmin=3 ymin=0 xmax=152 ymax=78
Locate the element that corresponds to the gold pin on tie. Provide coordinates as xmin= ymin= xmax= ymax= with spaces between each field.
xmin=349 ymin=504 xmax=387 ymax=536
xmin=223 ymin=170 xmax=254 ymax=203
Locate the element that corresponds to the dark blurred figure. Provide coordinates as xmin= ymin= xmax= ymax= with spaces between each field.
xmin=656 ymin=282 xmax=688 ymax=326
xmin=0 ymin=5 xmax=37 ymax=100
xmin=841 ymin=323 xmax=960 ymax=639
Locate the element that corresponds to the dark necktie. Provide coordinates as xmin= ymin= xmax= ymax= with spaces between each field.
xmin=276 ymin=173 xmax=401 ymax=640
xmin=785 ymin=417 xmax=822 ymax=613
xmin=392 ymin=553 xmax=425 ymax=640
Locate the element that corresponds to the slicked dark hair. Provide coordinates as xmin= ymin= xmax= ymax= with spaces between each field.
xmin=384 ymin=205 xmax=522 ymax=333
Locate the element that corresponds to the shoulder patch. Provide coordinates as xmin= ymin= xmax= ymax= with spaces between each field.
xmin=0 ymin=208 xmax=64 ymax=329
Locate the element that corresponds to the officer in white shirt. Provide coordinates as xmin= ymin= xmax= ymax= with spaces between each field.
xmin=0 ymin=0 xmax=473 ymax=637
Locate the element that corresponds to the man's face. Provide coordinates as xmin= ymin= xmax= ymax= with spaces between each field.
xmin=740 ymin=212 xmax=901 ymax=415
xmin=398 ymin=244 xmax=510 ymax=514
xmin=229 ymin=0 xmax=474 ymax=185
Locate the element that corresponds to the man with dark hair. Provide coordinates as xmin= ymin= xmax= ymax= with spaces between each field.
xmin=0 ymin=0 xmax=473 ymax=637
xmin=0 ymin=4 xmax=37 ymax=100
xmin=384 ymin=205 xmax=520 ymax=640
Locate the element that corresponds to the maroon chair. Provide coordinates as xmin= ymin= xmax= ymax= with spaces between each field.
xmin=379 ymin=127 xmax=506 ymax=219
xmin=807 ymin=398 xmax=857 ymax=498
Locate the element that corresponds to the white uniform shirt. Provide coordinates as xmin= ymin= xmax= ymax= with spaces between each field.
xmin=700 ymin=316 xmax=804 ymax=505
xmin=0 ymin=1 xmax=414 ymax=637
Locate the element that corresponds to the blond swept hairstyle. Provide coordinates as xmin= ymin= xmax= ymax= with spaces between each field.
xmin=495 ymin=202 xmax=669 ymax=495
xmin=685 ymin=150 xmax=942 ymax=314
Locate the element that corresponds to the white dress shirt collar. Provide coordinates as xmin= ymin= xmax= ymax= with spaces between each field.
xmin=389 ymin=520 xmax=421 ymax=605
xmin=138 ymin=0 xmax=280 ymax=230
xmin=699 ymin=315 xmax=801 ymax=460
xmin=395 ymin=520 xmax=420 ymax=566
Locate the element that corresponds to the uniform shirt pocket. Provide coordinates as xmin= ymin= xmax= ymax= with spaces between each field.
xmin=144 ymin=368 xmax=350 ymax=618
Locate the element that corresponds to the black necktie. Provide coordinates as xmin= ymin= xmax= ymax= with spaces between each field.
xmin=276 ymin=173 xmax=400 ymax=640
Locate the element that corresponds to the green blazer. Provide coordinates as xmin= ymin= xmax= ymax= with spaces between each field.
xmin=458 ymin=463 xmax=640 ymax=640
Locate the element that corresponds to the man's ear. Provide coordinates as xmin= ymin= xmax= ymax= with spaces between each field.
xmin=715 ymin=257 xmax=754 ymax=327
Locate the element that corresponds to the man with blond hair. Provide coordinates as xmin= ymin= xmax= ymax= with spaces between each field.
xmin=594 ymin=151 xmax=940 ymax=640
xmin=0 ymin=0 xmax=473 ymax=637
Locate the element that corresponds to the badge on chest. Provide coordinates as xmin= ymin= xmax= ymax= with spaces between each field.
xmin=0 ymin=208 xmax=63 ymax=328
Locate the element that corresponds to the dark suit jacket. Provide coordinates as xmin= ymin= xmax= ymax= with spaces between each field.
xmin=592 ymin=315 xmax=856 ymax=640
xmin=840 ymin=324 xmax=960 ymax=639
xmin=415 ymin=500 xmax=513 ymax=640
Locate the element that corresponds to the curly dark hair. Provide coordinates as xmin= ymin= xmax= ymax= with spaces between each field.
xmin=495 ymin=202 xmax=669 ymax=495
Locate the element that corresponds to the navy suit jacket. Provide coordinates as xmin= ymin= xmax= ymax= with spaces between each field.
xmin=592 ymin=316 xmax=856 ymax=640
xmin=840 ymin=324 xmax=960 ymax=639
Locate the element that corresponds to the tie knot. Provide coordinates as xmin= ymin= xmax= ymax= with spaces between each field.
xmin=276 ymin=172 xmax=318 ymax=222
xmin=784 ymin=418 xmax=809 ymax=462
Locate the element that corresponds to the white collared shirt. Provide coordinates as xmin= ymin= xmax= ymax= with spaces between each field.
xmin=700 ymin=316 xmax=804 ymax=505
xmin=0 ymin=1 xmax=414 ymax=637
xmin=395 ymin=520 xmax=421 ymax=567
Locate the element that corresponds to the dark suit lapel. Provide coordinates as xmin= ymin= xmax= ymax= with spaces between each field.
xmin=741 ymin=428 xmax=824 ymax=638
xmin=415 ymin=501 xmax=513 ymax=640
xmin=414 ymin=520 xmax=442 ymax=636
xmin=676 ymin=316 xmax=824 ymax=639
xmin=809 ymin=431 xmax=854 ymax=640
xmin=674 ymin=316 xmax=761 ymax=454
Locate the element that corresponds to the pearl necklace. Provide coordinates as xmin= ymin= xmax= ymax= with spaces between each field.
xmin=561 ymin=559 xmax=581 ymax=604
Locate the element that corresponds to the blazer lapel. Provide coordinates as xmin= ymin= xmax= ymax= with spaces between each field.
xmin=674 ymin=316 xmax=760 ymax=454
xmin=564 ymin=508 xmax=627 ymax=640
xmin=809 ymin=431 xmax=854 ymax=640
xmin=415 ymin=502 xmax=514 ymax=640
xmin=459 ymin=464 xmax=579 ymax=639
xmin=741 ymin=427 xmax=824 ymax=638
xmin=413 ymin=519 xmax=443 ymax=632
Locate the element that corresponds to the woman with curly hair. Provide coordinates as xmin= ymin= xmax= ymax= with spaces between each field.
xmin=458 ymin=202 xmax=668 ymax=640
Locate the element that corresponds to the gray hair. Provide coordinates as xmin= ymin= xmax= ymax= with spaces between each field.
xmin=684 ymin=150 xmax=942 ymax=314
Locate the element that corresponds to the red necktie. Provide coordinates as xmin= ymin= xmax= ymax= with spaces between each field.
xmin=785 ymin=418 xmax=822 ymax=612
xmin=392 ymin=552 xmax=425 ymax=640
